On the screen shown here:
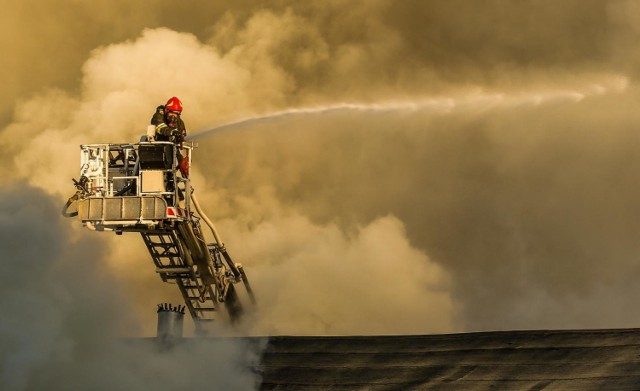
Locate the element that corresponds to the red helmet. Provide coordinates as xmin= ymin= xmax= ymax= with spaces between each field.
xmin=165 ymin=97 xmax=183 ymax=113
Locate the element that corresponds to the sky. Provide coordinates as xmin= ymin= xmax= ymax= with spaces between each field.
xmin=3 ymin=0 xmax=640 ymax=388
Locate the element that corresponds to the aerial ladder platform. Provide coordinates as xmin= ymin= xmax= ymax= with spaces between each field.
xmin=62 ymin=139 xmax=254 ymax=333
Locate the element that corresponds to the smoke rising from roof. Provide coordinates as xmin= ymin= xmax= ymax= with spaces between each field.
xmin=0 ymin=184 xmax=261 ymax=390
xmin=3 ymin=0 xmax=640 ymax=347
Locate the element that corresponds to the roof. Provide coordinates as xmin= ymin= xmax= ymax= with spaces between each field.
xmin=259 ymin=328 xmax=640 ymax=390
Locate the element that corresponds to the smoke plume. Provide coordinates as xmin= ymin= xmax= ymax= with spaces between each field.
xmin=0 ymin=183 xmax=260 ymax=390
xmin=4 ymin=1 xmax=640 ymax=347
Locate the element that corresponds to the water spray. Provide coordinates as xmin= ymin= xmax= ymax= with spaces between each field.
xmin=187 ymin=100 xmax=458 ymax=140
xmin=187 ymin=75 xmax=628 ymax=140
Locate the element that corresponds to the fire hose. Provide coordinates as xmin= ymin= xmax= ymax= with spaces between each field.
xmin=61 ymin=176 xmax=89 ymax=218
xmin=191 ymin=193 xmax=256 ymax=304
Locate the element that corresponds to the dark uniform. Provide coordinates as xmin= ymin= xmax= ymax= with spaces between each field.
xmin=150 ymin=103 xmax=189 ymax=177
xmin=151 ymin=105 xmax=187 ymax=143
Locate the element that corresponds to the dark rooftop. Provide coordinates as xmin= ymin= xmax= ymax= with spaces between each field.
xmin=259 ymin=328 xmax=640 ymax=390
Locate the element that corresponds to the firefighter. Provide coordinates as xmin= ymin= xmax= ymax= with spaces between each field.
xmin=150 ymin=97 xmax=189 ymax=177
xmin=151 ymin=96 xmax=187 ymax=143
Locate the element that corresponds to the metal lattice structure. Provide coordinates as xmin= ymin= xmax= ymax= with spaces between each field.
xmin=63 ymin=140 xmax=254 ymax=333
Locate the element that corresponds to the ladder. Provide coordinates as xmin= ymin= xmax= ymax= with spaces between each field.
xmin=140 ymin=230 xmax=218 ymax=328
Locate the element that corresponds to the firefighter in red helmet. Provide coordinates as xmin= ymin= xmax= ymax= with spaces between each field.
xmin=151 ymin=97 xmax=186 ymax=143
xmin=150 ymin=97 xmax=189 ymax=176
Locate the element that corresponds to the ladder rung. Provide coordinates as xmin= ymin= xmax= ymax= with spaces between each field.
xmin=156 ymin=260 xmax=185 ymax=266
xmin=195 ymin=307 xmax=216 ymax=312
xmin=150 ymin=243 xmax=175 ymax=247
xmin=187 ymin=298 xmax=210 ymax=304
xmin=163 ymin=275 xmax=194 ymax=281
xmin=156 ymin=267 xmax=191 ymax=274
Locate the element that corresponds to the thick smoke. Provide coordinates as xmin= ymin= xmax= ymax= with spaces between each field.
xmin=197 ymin=86 xmax=640 ymax=332
xmin=4 ymin=0 xmax=640 ymax=342
xmin=219 ymin=211 xmax=454 ymax=335
xmin=0 ymin=184 xmax=260 ymax=390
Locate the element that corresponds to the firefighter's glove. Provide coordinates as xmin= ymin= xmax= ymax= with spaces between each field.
xmin=170 ymin=129 xmax=184 ymax=143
